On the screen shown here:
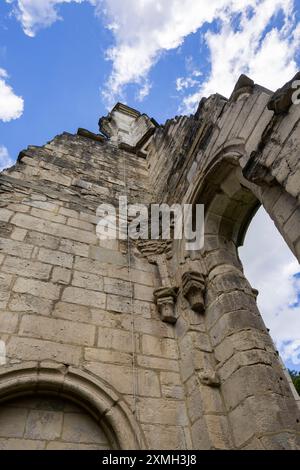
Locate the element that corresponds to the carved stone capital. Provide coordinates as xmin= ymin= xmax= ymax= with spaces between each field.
xmin=182 ymin=271 xmax=205 ymax=313
xmin=153 ymin=287 xmax=179 ymax=324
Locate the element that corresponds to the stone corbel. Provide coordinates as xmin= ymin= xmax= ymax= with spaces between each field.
xmin=198 ymin=370 xmax=220 ymax=388
xmin=182 ymin=271 xmax=206 ymax=313
xmin=153 ymin=287 xmax=179 ymax=324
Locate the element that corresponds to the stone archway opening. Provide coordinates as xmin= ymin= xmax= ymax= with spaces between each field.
xmin=183 ymin=154 xmax=300 ymax=449
xmin=0 ymin=365 xmax=146 ymax=450
xmin=239 ymin=206 xmax=300 ymax=380
xmin=0 ymin=393 xmax=112 ymax=450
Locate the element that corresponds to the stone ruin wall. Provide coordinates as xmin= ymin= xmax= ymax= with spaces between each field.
xmin=0 ymin=74 xmax=299 ymax=449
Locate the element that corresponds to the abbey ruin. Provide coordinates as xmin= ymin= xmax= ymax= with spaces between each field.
xmin=0 ymin=73 xmax=299 ymax=450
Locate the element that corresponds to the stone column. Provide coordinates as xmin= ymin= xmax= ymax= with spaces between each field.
xmin=175 ymin=261 xmax=234 ymax=450
xmin=204 ymin=248 xmax=300 ymax=449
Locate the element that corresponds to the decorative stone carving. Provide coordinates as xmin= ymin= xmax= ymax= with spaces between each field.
xmin=268 ymin=71 xmax=300 ymax=114
xmin=153 ymin=287 xmax=179 ymax=324
xmin=182 ymin=271 xmax=205 ymax=313
xmin=198 ymin=370 xmax=220 ymax=388
xmin=137 ymin=240 xmax=179 ymax=323
xmin=99 ymin=103 xmax=157 ymax=156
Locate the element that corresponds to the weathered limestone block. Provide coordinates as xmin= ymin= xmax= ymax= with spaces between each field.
xmin=9 ymin=293 xmax=53 ymax=315
xmin=0 ymin=237 xmax=33 ymax=259
xmin=104 ymin=277 xmax=131 ymax=296
xmin=27 ymin=232 xmax=60 ymax=250
xmin=52 ymin=267 xmax=72 ymax=285
xmin=106 ymin=294 xmax=132 ymax=314
xmin=62 ymin=286 xmax=106 ymax=308
xmin=11 ymin=228 xmax=27 ymax=241
xmin=97 ymin=327 xmax=137 ymax=353
xmin=141 ymin=334 xmax=179 ymax=360
xmin=73 ymin=271 xmax=104 ymax=291
xmin=0 ymin=311 xmax=18 ymax=334
xmin=6 ymin=337 xmax=82 ymax=365
xmin=137 ymin=354 xmax=179 ymax=372
xmin=137 ymin=398 xmax=188 ymax=426
xmin=84 ymin=347 xmax=132 ymax=366
xmin=25 ymin=410 xmax=63 ymax=441
xmin=38 ymin=248 xmax=73 ymax=269
xmin=84 ymin=362 xmax=160 ymax=397
xmin=11 ymin=213 xmax=98 ymax=245
xmin=141 ymin=424 xmax=189 ymax=450
xmin=0 ymin=273 xmax=13 ymax=308
xmin=0 ymin=208 xmax=13 ymax=222
xmin=13 ymin=278 xmax=61 ymax=301
xmin=2 ymin=256 xmax=52 ymax=280
xmin=19 ymin=315 xmax=96 ymax=346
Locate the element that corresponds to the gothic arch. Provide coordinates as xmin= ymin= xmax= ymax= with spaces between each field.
xmin=178 ymin=141 xmax=299 ymax=267
xmin=172 ymin=148 xmax=300 ymax=449
xmin=0 ymin=363 xmax=145 ymax=450
xmin=194 ymin=161 xmax=258 ymax=246
xmin=176 ymin=147 xmax=260 ymax=265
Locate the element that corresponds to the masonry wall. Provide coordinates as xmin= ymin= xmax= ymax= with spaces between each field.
xmin=144 ymin=76 xmax=300 ymax=449
xmin=0 ymin=133 xmax=191 ymax=450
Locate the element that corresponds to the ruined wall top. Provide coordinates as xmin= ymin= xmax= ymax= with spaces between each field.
xmin=98 ymin=103 xmax=158 ymax=157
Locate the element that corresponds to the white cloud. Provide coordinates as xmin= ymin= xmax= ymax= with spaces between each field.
xmin=6 ymin=1 xmax=300 ymax=111
xmin=98 ymin=0 xmax=228 ymax=107
xmin=239 ymin=207 xmax=300 ymax=368
xmin=0 ymin=68 xmax=24 ymax=122
xmin=135 ymin=80 xmax=152 ymax=102
xmin=181 ymin=0 xmax=300 ymax=113
xmin=176 ymin=76 xmax=200 ymax=92
xmin=281 ymin=340 xmax=300 ymax=366
xmin=0 ymin=146 xmax=15 ymax=171
xmin=6 ymin=0 xmax=86 ymax=37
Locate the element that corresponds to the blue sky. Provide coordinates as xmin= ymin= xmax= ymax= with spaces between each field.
xmin=0 ymin=0 xmax=300 ymax=371
xmin=0 ymin=0 xmax=214 ymax=161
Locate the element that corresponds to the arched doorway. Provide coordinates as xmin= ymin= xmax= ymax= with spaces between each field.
xmin=0 ymin=394 xmax=111 ymax=450
xmin=181 ymin=153 xmax=300 ymax=449
xmin=0 ymin=364 xmax=145 ymax=450
xmin=239 ymin=206 xmax=300 ymax=403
